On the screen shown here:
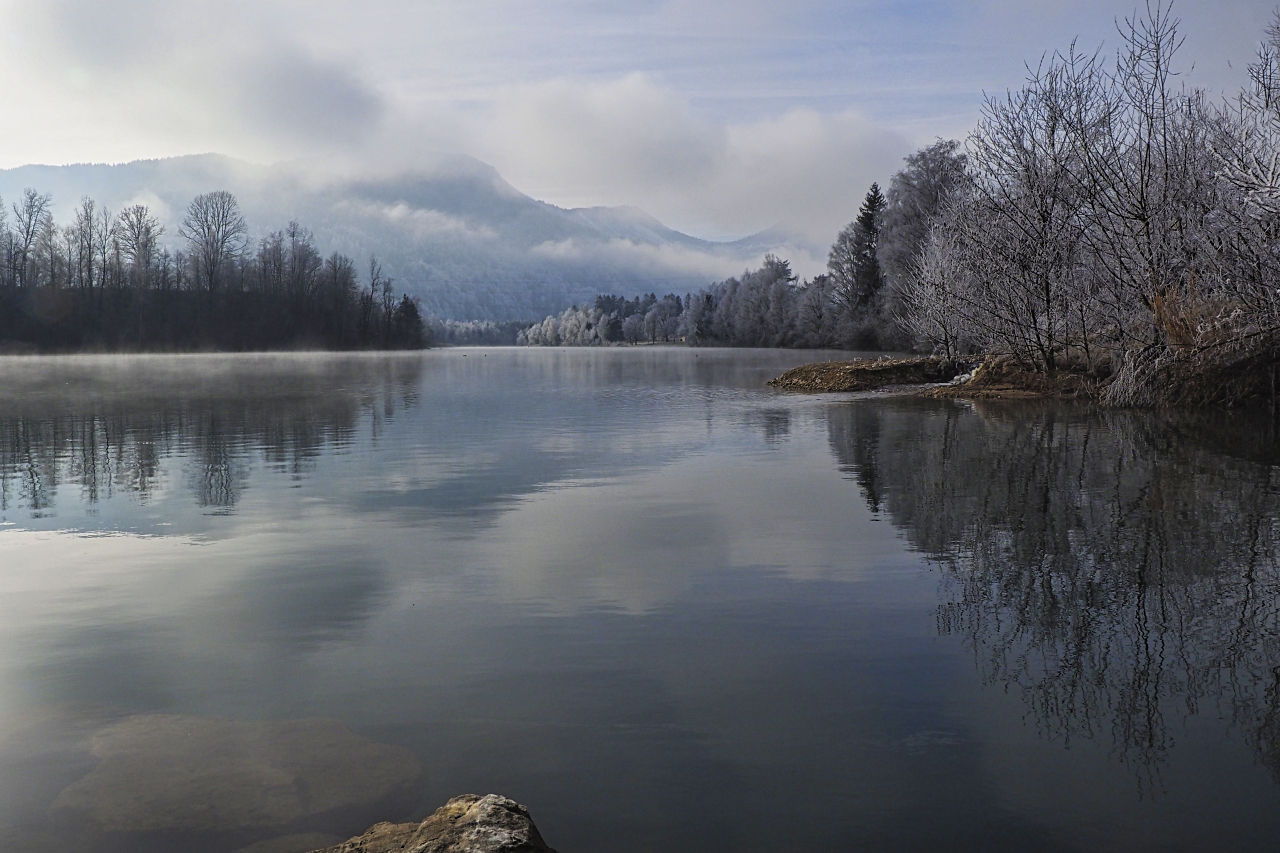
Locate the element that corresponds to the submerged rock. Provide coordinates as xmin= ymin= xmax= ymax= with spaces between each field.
xmin=52 ymin=714 xmax=421 ymax=833
xmin=767 ymin=356 xmax=961 ymax=392
xmin=233 ymin=832 xmax=345 ymax=853
xmin=310 ymin=794 xmax=558 ymax=853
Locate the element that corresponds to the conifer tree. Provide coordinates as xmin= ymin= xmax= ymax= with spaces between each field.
xmin=852 ymin=182 xmax=886 ymax=307
xmin=828 ymin=182 xmax=887 ymax=320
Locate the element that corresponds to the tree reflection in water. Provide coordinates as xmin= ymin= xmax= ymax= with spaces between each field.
xmin=0 ymin=355 xmax=423 ymax=513
xmin=829 ymin=399 xmax=1280 ymax=785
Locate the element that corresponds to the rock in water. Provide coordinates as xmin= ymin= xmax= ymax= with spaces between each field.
xmin=310 ymin=794 xmax=557 ymax=853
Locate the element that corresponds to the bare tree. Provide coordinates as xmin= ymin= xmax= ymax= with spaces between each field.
xmin=72 ymin=197 xmax=99 ymax=293
xmin=960 ymin=53 xmax=1095 ymax=370
xmin=0 ymin=197 xmax=11 ymax=288
xmin=363 ymin=256 xmax=386 ymax=342
xmin=879 ymin=140 xmax=969 ymax=284
xmin=377 ymin=258 xmax=396 ymax=343
xmin=1072 ymin=3 xmax=1213 ymax=356
xmin=1204 ymin=11 xmax=1280 ymax=335
xmin=118 ymin=204 xmax=165 ymax=289
xmin=34 ymin=211 xmax=63 ymax=289
xmin=96 ymin=207 xmax=120 ymax=291
xmin=257 ymin=231 xmax=286 ymax=295
xmin=12 ymin=189 xmax=51 ymax=288
xmin=285 ymin=221 xmax=321 ymax=301
xmin=179 ymin=191 xmax=247 ymax=294
xmin=878 ymin=139 xmax=969 ymax=344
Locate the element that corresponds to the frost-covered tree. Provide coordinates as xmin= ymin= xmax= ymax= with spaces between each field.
xmin=520 ymin=256 xmax=849 ymax=350
xmin=878 ymin=141 xmax=968 ymax=288
xmin=897 ymin=225 xmax=974 ymax=359
xmin=877 ymin=140 xmax=968 ymax=346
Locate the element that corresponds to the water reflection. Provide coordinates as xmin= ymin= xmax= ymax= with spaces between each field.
xmin=0 ymin=349 xmax=839 ymax=526
xmin=744 ymin=408 xmax=792 ymax=446
xmin=0 ymin=354 xmax=424 ymax=514
xmin=828 ymin=399 xmax=1280 ymax=781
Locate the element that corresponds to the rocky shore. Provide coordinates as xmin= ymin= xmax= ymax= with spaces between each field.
xmin=307 ymin=794 xmax=557 ymax=853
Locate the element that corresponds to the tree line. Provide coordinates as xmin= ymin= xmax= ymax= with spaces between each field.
xmin=516 ymin=240 xmax=907 ymax=349
xmin=0 ymin=189 xmax=426 ymax=350
xmin=429 ymin=318 xmax=531 ymax=346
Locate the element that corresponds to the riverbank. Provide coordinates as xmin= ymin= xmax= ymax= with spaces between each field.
xmin=922 ymin=358 xmax=1097 ymax=400
xmin=766 ymin=356 xmax=963 ymax=392
xmin=768 ymin=356 xmax=1098 ymax=400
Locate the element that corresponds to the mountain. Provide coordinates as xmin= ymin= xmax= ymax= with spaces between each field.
xmin=0 ymin=154 xmax=821 ymax=320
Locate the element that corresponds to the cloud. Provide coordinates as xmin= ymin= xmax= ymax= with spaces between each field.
xmin=7 ymin=0 xmax=385 ymax=162
xmin=465 ymin=74 xmax=907 ymax=245
xmin=336 ymin=199 xmax=498 ymax=241
xmin=529 ymin=234 xmax=827 ymax=281
xmin=483 ymin=74 xmax=723 ymax=196
xmin=0 ymin=0 xmax=914 ymax=248
xmin=530 ymin=237 xmax=747 ymax=279
xmin=231 ymin=49 xmax=384 ymax=147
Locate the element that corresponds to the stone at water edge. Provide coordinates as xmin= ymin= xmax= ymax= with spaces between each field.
xmin=308 ymin=794 xmax=558 ymax=853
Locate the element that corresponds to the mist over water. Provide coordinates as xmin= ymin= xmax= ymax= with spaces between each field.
xmin=1 ymin=349 xmax=1279 ymax=853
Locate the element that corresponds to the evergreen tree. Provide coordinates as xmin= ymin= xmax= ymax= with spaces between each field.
xmin=828 ymin=183 xmax=887 ymax=319
xmin=852 ymin=182 xmax=886 ymax=308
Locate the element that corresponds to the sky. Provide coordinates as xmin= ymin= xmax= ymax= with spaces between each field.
xmin=1 ymin=0 xmax=1276 ymax=243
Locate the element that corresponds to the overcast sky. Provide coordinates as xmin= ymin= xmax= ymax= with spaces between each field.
xmin=1 ymin=0 xmax=1275 ymax=242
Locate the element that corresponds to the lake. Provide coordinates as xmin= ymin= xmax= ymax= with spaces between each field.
xmin=1 ymin=348 xmax=1279 ymax=853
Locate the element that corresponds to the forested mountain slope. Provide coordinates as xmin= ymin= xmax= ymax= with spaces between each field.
xmin=0 ymin=154 xmax=807 ymax=320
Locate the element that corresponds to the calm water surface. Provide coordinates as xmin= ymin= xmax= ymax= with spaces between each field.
xmin=1 ymin=348 xmax=1279 ymax=853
